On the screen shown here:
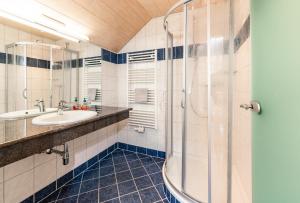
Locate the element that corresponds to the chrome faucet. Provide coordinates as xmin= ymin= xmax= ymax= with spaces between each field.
xmin=35 ymin=99 xmax=45 ymax=112
xmin=58 ymin=100 xmax=67 ymax=115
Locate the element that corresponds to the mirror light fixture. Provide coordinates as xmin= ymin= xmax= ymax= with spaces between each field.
xmin=0 ymin=0 xmax=89 ymax=42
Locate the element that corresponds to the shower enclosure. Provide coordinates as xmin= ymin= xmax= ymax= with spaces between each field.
xmin=163 ymin=0 xmax=233 ymax=202
xmin=5 ymin=42 xmax=79 ymax=113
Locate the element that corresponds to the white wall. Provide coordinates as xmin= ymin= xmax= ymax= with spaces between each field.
xmin=116 ymin=13 xmax=184 ymax=153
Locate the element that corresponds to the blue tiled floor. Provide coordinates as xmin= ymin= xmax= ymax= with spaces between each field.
xmin=40 ymin=149 xmax=168 ymax=203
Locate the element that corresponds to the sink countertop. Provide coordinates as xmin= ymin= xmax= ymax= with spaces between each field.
xmin=0 ymin=106 xmax=132 ymax=167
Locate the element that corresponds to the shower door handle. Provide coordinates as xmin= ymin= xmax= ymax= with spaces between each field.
xmin=181 ymin=89 xmax=185 ymax=109
xmin=181 ymin=100 xmax=185 ymax=108
xmin=240 ymin=100 xmax=261 ymax=113
xmin=22 ymin=88 xmax=27 ymax=99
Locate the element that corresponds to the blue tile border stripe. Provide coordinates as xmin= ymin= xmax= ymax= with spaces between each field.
xmin=234 ymin=15 xmax=250 ymax=52
xmin=0 ymin=52 xmax=84 ymax=68
xmin=1 ymin=15 xmax=250 ymax=69
xmin=21 ymin=142 xmax=166 ymax=203
xmin=117 ymin=142 xmax=166 ymax=159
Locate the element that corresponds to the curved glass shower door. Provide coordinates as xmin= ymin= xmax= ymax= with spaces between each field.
xmin=164 ymin=0 xmax=232 ymax=202
xmin=165 ymin=14 xmax=184 ymax=192
xmin=183 ymin=2 xmax=209 ymax=201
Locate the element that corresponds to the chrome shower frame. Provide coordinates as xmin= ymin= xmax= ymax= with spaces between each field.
xmin=163 ymin=1 xmax=204 ymax=202
xmin=163 ymin=0 xmax=234 ymax=202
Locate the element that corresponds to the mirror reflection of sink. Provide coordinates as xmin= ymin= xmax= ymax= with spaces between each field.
xmin=0 ymin=108 xmax=58 ymax=120
xmin=32 ymin=110 xmax=97 ymax=126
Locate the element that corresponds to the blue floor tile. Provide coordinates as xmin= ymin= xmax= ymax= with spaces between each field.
xmin=139 ymin=187 xmax=161 ymax=203
xmin=78 ymin=190 xmax=98 ymax=203
xmin=80 ymin=179 xmax=99 ymax=194
xmin=56 ymin=195 xmax=78 ymax=203
xmin=131 ymin=167 xmax=147 ymax=178
xmin=137 ymin=153 xmax=148 ymax=159
xmin=82 ymin=169 xmax=99 ymax=181
xmin=125 ymin=154 xmax=139 ymax=161
xmin=156 ymin=161 xmax=164 ymax=169
xmin=34 ymin=148 xmax=167 ymax=203
xmin=100 ymin=165 xmax=114 ymax=177
xmin=99 ymin=174 xmax=116 ymax=188
xmin=150 ymin=172 xmax=164 ymax=185
xmin=117 ymin=180 xmax=137 ymax=195
xmin=144 ymin=163 xmax=160 ymax=174
xmin=113 ymin=156 xmax=127 ymax=164
xmin=100 ymin=158 xmax=114 ymax=167
xmin=99 ymin=184 xmax=119 ymax=202
xmin=140 ymin=157 xmax=155 ymax=166
xmin=66 ymin=174 xmax=82 ymax=185
xmin=127 ymin=159 xmax=142 ymax=169
xmin=39 ymin=189 xmax=60 ymax=203
xmin=112 ymin=150 xmax=124 ymax=157
xmin=114 ymin=163 xmax=129 ymax=173
xmin=123 ymin=150 xmax=134 ymax=155
xmin=116 ymin=170 xmax=133 ymax=183
xmin=87 ymin=162 xmax=100 ymax=171
xmin=155 ymin=184 xmax=165 ymax=199
xmin=120 ymin=192 xmax=141 ymax=203
xmin=104 ymin=198 xmax=120 ymax=203
xmin=134 ymin=176 xmax=153 ymax=190
xmin=57 ymin=183 xmax=80 ymax=200
xmin=152 ymin=157 xmax=165 ymax=163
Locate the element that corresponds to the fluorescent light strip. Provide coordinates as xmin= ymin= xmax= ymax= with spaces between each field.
xmin=0 ymin=10 xmax=80 ymax=42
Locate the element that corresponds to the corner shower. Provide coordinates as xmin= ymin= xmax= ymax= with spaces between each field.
xmin=163 ymin=0 xmax=232 ymax=202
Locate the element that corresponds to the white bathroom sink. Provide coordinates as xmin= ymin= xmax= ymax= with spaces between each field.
xmin=32 ymin=110 xmax=97 ymax=126
xmin=0 ymin=108 xmax=58 ymax=120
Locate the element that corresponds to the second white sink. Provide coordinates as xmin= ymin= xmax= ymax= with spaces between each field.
xmin=32 ymin=110 xmax=97 ymax=126
xmin=0 ymin=108 xmax=57 ymax=120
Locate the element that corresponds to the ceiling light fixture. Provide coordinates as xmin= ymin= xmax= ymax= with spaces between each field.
xmin=0 ymin=0 xmax=89 ymax=42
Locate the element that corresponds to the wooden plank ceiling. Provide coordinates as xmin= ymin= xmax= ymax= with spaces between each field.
xmin=35 ymin=0 xmax=181 ymax=52
xmin=2 ymin=0 xmax=223 ymax=52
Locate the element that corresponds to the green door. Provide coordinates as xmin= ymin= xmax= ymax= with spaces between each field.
xmin=252 ymin=0 xmax=300 ymax=202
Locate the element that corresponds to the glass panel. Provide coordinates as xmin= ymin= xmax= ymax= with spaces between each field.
xmin=6 ymin=44 xmax=27 ymax=112
xmin=165 ymin=11 xmax=184 ymax=191
xmin=51 ymin=49 xmax=64 ymax=106
xmin=183 ymin=1 xmax=208 ymax=201
xmin=62 ymin=50 xmax=72 ymax=103
xmin=209 ymin=0 xmax=231 ymax=202
xmin=231 ymin=1 xmax=251 ymax=202
xmin=70 ymin=52 xmax=79 ymax=101
xmin=26 ymin=44 xmax=51 ymax=109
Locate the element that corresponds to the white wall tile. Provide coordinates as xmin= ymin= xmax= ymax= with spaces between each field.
xmin=4 ymin=170 xmax=34 ymax=203
xmin=0 ymin=168 xmax=3 ymax=183
xmin=4 ymin=156 xmax=34 ymax=181
xmin=0 ymin=182 xmax=3 ymax=203
xmin=34 ymin=159 xmax=57 ymax=192
xmin=86 ymin=131 xmax=99 ymax=159
xmin=74 ymin=143 xmax=87 ymax=168
xmin=34 ymin=152 xmax=56 ymax=167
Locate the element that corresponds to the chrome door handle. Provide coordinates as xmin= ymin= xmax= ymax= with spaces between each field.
xmin=240 ymin=100 xmax=261 ymax=113
xmin=22 ymin=88 xmax=27 ymax=99
xmin=181 ymin=89 xmax=185 ymax=109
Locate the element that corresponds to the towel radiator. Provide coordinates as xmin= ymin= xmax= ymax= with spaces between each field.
xmin=82 ymin=56 xmax=102 ymax=107
xmin=127 ymin=50 xmax=157 ymax=129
